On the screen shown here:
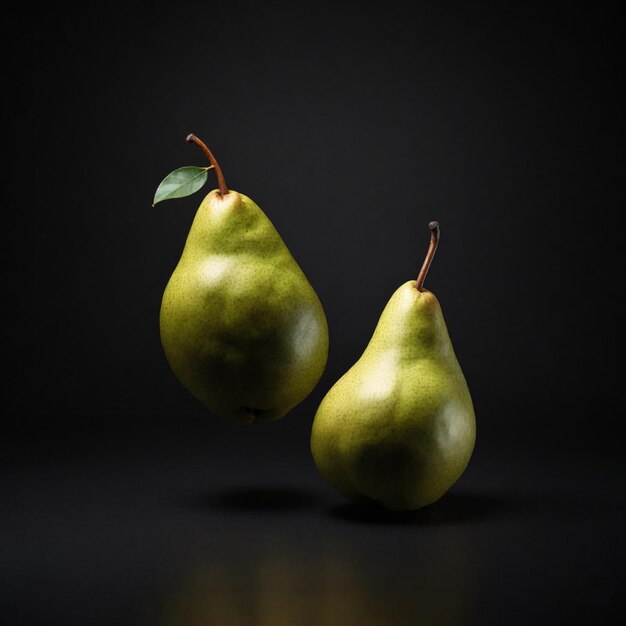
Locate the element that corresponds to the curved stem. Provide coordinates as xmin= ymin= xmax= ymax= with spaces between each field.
xmin=415 ymin=221 xmax=440 ymax=291
xmin=186 ymin=134 xmax=229 ymax=195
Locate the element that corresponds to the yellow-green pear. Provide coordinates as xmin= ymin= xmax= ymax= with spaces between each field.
xmin=311 ymin=222 xmax=475 ymax=510
xmin=159 ymin=135 xmax=328 ymax=423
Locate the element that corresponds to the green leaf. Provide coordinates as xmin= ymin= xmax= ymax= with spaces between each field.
xmin=152 ymin=166 xmax=211 ymax=205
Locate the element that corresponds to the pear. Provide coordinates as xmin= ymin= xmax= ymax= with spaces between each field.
xmin=160 ymin=135 xmax=328 ymax=423
xmin=311 ymin=222 xmax=475 ymax=510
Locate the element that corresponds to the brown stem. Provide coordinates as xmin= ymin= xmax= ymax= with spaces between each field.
xmin=186 ymin=134 xmax=229 ymax=195
xmin=415 ymin=221 xmax=440 ymax=291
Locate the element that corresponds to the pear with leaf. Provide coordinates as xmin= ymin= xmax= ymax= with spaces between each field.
xmin=155 ymin=135 xmax=328 ymax=423
xmin=311 ymin=222 xmax=475 ymax=510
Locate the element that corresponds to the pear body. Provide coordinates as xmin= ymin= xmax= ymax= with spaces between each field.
xmin=311 ymin=281 xmax=475 ymax=510
xmin=160 ymin=189 xmax=328 ymax=423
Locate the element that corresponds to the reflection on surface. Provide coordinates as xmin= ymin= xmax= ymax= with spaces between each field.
xmin=158 ymin=528 xmax=473 ymax=626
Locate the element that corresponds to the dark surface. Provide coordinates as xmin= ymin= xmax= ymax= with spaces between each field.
xmin=2 ymin=415 xmax=625 ymax=625
xmin=4 ymin=2 xmax=625 ymax=625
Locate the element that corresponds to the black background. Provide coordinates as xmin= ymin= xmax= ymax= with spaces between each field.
xmin=3 ymin=2 xmax=625 ymax=625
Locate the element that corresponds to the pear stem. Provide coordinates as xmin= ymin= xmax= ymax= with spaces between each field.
xmin=415 ymin=221 xmax=440 ymax=291
xmin=186 ymin=134 xmax=229 ymax=195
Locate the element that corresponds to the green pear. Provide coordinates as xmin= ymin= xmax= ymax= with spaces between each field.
xmin=160 ymin=135 xmax=328 ymax=423
xmin=311 ymin=222 xmax=475 ymax=510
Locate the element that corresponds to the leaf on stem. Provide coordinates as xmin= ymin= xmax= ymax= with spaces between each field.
xmin=153 ymin=166 xmax=213 ymax=205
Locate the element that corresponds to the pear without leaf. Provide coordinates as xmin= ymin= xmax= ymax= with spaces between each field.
xmin=160 ymin=187 xmax=328 ymax=423
xmin=311 ymin=223 xmax=475 ymax=510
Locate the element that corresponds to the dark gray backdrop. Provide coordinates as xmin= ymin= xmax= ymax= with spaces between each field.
xmin=9 ymin=3 xmax=624 ymax=436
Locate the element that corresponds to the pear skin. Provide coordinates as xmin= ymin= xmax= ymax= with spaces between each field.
xmin=311 ymin=223 xmax=475 ymax=510
xmin=160 ymin=138 xmax=328 ymax=423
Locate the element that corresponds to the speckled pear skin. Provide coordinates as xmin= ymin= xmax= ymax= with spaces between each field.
xmin=160 ymin=189 xmax=329 ymax=423
xmin=311 ymin=281 xmax=475 ymax=510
